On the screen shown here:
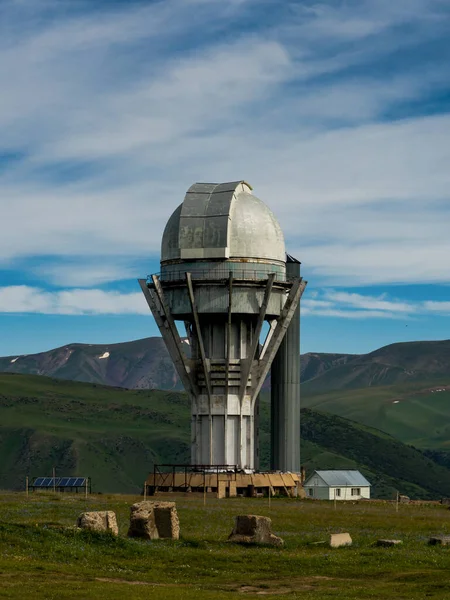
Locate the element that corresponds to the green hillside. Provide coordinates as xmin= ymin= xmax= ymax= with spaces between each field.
xmin=0 ymin=373 xmax=191 ymax=493
xmin=302 ymin=339 xmax=450 ymax=394
xmin=299 ymin=409 xmax=450 ymax=499
xmin=301 ymin=379 xmax=450 ymax=448
xmin=2 ymin=373 xmax=450 ymax=499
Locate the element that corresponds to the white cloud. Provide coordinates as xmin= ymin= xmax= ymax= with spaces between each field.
xmin=302 ymin=290 xmax=450 ymax=320
xmin=323 ymin=291 xmax=415 ymax=313
xmin=0 ymin=285 xmax=448 ymax=320
xmin=301 ymin=307 xmax=403 ymax=320
xmin=43 ymin=39 xmax=290 ymax=161
xmin=0 ymin=286 xmax=148 ymax=315
xmin=302 ymin=299 xmax=334 ymax=309
xmin=32 ymin=261 xmax=140 ymax=287
xmin=422 ymin=301 xmax=450 ymax=315
xmin=0 ymin=0 xmax=449 ymax=288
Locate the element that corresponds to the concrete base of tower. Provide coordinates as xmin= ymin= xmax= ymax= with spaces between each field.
xmin=191 ymin=394 xmax=256 ymax=469
xmin=145 ymin=469 xmax=306 ymax=499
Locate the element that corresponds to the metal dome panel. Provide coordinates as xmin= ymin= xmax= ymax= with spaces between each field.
xmin=161 ymin=181 xmax=285 ymax=264
xmin=229 ymin=191 xmax=285 ymax=262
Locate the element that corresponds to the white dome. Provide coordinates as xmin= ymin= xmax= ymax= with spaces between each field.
xmin=161 ymin=181 xmax=285 ymax=265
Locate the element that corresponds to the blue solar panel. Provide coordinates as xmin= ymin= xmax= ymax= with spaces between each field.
xmin=31 ymin=476 xmax=88 ymax=488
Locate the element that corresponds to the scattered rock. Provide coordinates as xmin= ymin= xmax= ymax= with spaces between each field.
xmin=228 ymin=515 xmax=284 ymax=547
xmin=128 ymin=502 xmax=158 ymax=540
xmin=376 ymin=539 xmax=403 ymax=547
xmin=127 ymin=501 xmax=179 ymax=540
xmin=76 ymin=511 xmax=118 ymax=536
xmin=399 ymin=495 xmax=410 ymax=504
xmin=154 ymin=502 xmax=180 ymax=539
xmin=329 ymin=533 xmax=352 ymax=548
xmin=429 ymin=536 xmax=450 ymax=546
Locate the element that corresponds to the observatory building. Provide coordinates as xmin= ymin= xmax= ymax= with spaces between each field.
xmin=139 ymin=181 xmax=306 ymax=494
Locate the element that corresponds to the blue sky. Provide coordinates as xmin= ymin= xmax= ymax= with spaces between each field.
xmin=1 ymin=0 xmax=450 ymax=357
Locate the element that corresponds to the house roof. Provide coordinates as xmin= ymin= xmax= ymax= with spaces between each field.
xmin=306 ymin=470 xmax=371 ymax=487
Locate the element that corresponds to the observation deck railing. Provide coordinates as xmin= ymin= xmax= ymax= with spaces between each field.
xmin=147 ymin=268 xmax=295 ymax=284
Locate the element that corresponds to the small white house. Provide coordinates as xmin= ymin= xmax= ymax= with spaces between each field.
xmin=304 ymin=470 xmax=371 ymax=500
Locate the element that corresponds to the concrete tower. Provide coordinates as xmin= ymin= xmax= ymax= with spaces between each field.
xmin=139 ymin=181 xmax=306 ymax=471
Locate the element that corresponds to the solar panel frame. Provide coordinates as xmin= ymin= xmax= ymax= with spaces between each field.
xmin=31 ymin=476 xmax=89 ymax=489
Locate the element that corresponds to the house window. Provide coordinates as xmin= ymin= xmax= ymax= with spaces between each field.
xmin=351 ymin=488 xmax=361 ymax=496
xmin=335 ymin=488 xmax=341 ymax=497
xmin=308 ymin=488 xmax=314 ymax=497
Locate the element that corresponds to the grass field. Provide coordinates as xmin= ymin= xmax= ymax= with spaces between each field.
xmin=301 ymin=379 xmax=450 ymax=448
xmin=1 ymin=492 xmax=450 ymax=599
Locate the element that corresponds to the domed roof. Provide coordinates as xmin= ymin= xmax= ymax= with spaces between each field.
xmin=161 ymin=181 xmax=285 ymax=264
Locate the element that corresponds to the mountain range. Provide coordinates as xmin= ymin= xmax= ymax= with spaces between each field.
xmin=0 ymin=338 xmax=185 ymax=391
xmin=2 ymin=337 xmax=449 ymax=393
xmin=1 ymin=336 xmax=450 ymax=497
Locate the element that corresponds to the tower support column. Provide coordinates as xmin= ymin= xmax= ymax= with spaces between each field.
xmin=271 ymin=256 xmax=301 ymax=472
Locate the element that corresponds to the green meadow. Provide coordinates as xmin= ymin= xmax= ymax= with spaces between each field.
xmin=4 ymin=373 xmax=450 ymax=498
xmin=1 ymin=492 xmax=450 ymax=599
xmin=301 ymin=380 xmax=450 ymax=449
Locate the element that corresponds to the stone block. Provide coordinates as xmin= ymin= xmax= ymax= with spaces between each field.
xmin=376 ymin=539 xmax=403 ymax=547
xmin=76 ymin=511 xmax=118 ymax=536
xmin=127 ymin=501 xmax=179 ymax=540
xmin=128 ymin=501 xmax=158 ymax=540
xmin=228 ymin=515 xmax=284 ymax=547
xmin=429 ymin=536 xmax=450 ymax=546
xmin=330 ymin=533 xmax=352 ymax=548
xmin=154 ymin=503 xmax=180 ymax=540
xmin=399 ymin=495 xmax=410 ymax=504
xmin=441 ymin=498 xmax=450 ymax=506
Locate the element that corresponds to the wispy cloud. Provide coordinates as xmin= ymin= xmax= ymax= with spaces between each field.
xmin=0 ymin=285 xmax=147 ymax=315
xmin=32 ymin=260 xmax=139 ymax=288
xmin=0 ymin=0 xmax=449 ymax=288
xmin=302 ymin=290 xmax=450 ymax=319
xmin=0 ymin=286 xmax=448 ymax=319
xmin=422 ymin=301 xmax=450 ymax=315
xmin=323 ymin=291 xmax=415 ymax=313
